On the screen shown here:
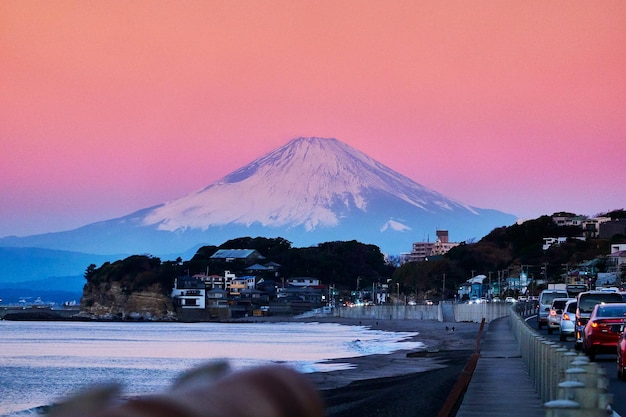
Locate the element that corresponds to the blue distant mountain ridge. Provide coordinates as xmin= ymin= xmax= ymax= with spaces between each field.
xmin=0 ymin=137 xmax=516 ymax=288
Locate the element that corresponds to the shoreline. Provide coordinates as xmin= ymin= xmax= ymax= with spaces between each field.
xmin=2 ymin=315 xmax=480 ymax=417
xmin=236 ymin=316 xmax=481 ymax=417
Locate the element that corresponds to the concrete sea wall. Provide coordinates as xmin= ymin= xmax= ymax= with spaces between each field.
xmin=331 ymin=302 xmax=511 ymax=323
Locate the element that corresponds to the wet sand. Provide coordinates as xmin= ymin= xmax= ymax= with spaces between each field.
xmin=240 ymin=316 xmax=481 ymax=417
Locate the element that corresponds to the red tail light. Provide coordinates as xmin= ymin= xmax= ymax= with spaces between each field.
xmin=591 ymin=321 xmax=598 ymax=328
xmin=550 ymin=310 xmax=556 ymax=316
xmin=563 ymin=313 xmax=570 ymax=320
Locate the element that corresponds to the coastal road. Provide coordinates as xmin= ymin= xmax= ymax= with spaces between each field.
xmin=527 ymin=315 xmax=626 ymax=416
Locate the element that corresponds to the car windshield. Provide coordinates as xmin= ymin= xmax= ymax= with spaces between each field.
xmin=579 ymin=293 xmax=624 ymax=313
xmin=541 ymin=292 xmax=567 ymax=305
xmin=596 ymin=306 xmax=626 ymax=318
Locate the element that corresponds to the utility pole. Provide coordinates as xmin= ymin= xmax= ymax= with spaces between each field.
xmin=396 ymin=282 xmax=400 ymax=304
xmin=562 ymin=264 xmax=569 ymax=284
xmin=442 ymin=273 xmax=446 ymax=302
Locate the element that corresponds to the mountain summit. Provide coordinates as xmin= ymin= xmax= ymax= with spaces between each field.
xmin=143 ymin=137 xmax=478 ymax=232
xmin=0 ymin=137 xmax=515 ymax=255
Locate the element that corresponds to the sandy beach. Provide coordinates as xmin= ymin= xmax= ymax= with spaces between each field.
xmin=240 ymin=316 xmax=482 ymax=417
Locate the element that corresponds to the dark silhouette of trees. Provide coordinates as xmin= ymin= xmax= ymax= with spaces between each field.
xmin=82 ymin=212 xmax=623 ymax=299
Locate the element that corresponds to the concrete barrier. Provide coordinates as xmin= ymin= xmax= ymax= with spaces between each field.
xmin=332 ymin=304 xmax=440 ymax=320
xmin=324 ymin=303 xmax=611 ymax=416
xmin=509 ymin=306 xmax=613 ymax=417
xmin=331 ymin=302 xmax=511 ymax=323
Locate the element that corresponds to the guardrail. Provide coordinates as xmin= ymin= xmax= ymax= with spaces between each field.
xmin=510 ymin=303 xmax=613 ymax=417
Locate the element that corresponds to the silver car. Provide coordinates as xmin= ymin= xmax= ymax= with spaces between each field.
xmin=548 ymin=297 xmax=571 ymax=335
xmin=559 ymin=299 xmax=577 ymax=341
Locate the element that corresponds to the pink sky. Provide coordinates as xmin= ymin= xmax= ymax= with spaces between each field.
xmin=1 ymin=1 xmax=625 ymax=237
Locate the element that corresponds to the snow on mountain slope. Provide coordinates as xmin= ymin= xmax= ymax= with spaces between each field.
xmin=0 ymin=137 xmax=516 ymax=256
xmin=141 ymin=137 xmax=478 ymax=232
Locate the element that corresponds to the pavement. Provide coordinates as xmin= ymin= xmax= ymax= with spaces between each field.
xmin=455 ymin=315 xmax=545 ymax=417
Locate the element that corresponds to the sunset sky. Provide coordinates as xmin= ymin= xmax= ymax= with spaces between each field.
xmin=1 ymin=1 xmax=625 ymax=237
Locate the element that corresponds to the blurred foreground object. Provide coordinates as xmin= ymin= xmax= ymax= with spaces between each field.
xmin=50 ymin=362 xmax=324 ymax=417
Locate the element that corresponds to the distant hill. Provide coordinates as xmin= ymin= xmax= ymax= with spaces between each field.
xmin=0 ymin=247 xmax=123 ymax=284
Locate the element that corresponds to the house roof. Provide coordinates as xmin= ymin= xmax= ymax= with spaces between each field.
xmin=580 ymin=258 xmax=602 ymax=267
xmin=246 ymin=263 xmax=269 ymax=271
xmin=241 ymin=289 xmax=263 ymax=294
xmin=210 ymin=249 xmax=265 ymax=260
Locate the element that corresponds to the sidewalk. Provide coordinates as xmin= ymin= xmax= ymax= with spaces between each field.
xmin=455 ymin=315 xmax=544 ymax=417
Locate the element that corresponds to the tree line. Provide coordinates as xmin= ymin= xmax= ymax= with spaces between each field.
xmin=84 ymin=210 xmax=626 ymax=300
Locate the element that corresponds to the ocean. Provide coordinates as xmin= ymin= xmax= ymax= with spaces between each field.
xmin=0 ymin=320 xmax=422 ymax=416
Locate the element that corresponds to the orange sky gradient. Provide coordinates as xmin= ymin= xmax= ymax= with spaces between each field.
xmin=1 ymin=1 xmax=625 ymax=237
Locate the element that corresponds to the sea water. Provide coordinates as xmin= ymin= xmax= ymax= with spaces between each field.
xmin=0 ymin=320 xmax=422 ymax=415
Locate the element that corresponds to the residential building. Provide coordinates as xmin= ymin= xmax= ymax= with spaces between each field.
xmin=206 ymin=288 xmax=229 ymax=307
xmin=210 ymin=249 xmax=265 ymax=263
xmin=611 ymin=244 xmax=626 ymax=253
xmin=171 ymin=276 xmax=206 ymax=309
xmin=407 ymin=230 xmax=460 ymax=262
xmin=607 ymin=250 xmax=626 ymax=274
xmin=229 ymin=276 xmax=256 ymax=297
xmin=542 ymin=236 xmax=585 ymax=251
xmin=582 ymin=217 xmax=611 ymax=239
xmin=552 ymin=214 xmax=586 ymax=227
xmin=287 ymin=277 xmax=321 ymax=287
xmin=599 ymin=219 xmax=626 ymax=239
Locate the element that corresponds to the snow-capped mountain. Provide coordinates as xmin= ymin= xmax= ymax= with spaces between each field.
xmin=0 ymin=137 xmax=515 ymax=256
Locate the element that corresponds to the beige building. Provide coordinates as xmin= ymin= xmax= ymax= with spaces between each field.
xmin=407 ymin=230 xmax=460 ymax=262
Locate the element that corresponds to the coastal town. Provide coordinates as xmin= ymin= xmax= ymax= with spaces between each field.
xmin=1 ymin=212 xmax=624 ymax=322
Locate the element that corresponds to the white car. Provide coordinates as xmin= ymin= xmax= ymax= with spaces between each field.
xmin=537 ymin=289 xmax=569 ymax=330
xmin=505 ymin=297 xmax=517 ymax=303
xmin=559 ymin=299 xmax=577 ymax=341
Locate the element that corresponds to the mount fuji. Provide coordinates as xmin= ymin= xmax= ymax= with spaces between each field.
xmin=0 ymin=137 xmax=515 ymax=257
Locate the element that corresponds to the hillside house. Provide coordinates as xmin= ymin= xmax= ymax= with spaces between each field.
xmin=171 ymin=276 xmax=206 ymax=309
xmin=287 ymin=277 xmax=321 ymax=287
xmin=552 ymin=214 xmax=586 ymax=227
xmin=206 ymin=288 xmax=229 ymax=307
xmin=245 ymin=262 xmax=281 ymax=281
xmin=600 ymin=219 xmax=626 ymax=239
xmin=582 ymin=217 xmax=611 ymax=238
xmin=607 ymin=250 xmax=626 ymax=274
xmin=228 ymin=275 xmax=256 ymax=297
xmin=210 ymin=249 xmax=265 ymax=263
xmin=542 ymin=236 xmax=585 ymax=251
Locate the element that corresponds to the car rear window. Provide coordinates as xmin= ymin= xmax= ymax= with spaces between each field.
xmin=540 ymin=292 xmax=568 ymax=305
xmin=566 ymin=302 xmax=577 ymax=313
xmin=578 ymin=293 xmax=624 ymax=313
xmin=552 ymin=299 xmax=568 ymax=309
xmin=596 ymin=305 xmax=626 ymax=318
